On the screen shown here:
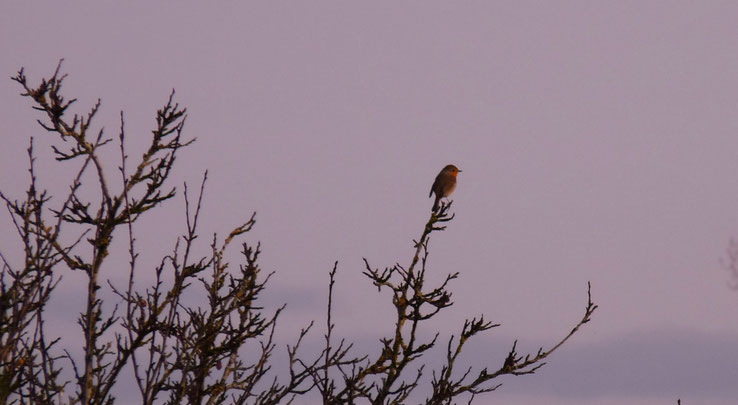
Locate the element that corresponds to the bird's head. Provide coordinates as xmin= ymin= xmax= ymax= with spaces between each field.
xmin=443 ymin=164 xmax=462 ymax=176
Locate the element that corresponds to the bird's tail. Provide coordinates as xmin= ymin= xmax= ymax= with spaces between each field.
xmin=432 ymin=195 xmax=441 ymax=212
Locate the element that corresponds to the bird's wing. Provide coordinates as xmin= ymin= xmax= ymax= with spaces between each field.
xmin=430 ymin=174 xmax=441 ymax=198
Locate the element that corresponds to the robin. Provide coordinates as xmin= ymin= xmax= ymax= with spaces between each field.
xmin=430 ymin=164 xmax=461 ymax=212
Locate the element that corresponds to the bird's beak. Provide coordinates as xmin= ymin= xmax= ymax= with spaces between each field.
xmin=458 ymin=169 xmax=463 ymax=172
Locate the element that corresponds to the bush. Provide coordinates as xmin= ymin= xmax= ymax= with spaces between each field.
xmin=0 ymin=62 xmax=596 ymax=405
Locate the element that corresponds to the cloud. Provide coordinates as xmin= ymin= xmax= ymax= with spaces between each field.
xmin=486 ymin=326 xmax=738 ymax=401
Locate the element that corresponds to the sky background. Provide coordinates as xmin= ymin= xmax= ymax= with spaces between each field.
xmin=2 ymin=2 xmax=738 ymax=404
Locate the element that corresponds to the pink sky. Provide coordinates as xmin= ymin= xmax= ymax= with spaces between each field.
xmin=3 ymin=2 xmax=738 ymax=404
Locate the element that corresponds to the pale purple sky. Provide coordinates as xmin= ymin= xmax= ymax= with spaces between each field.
xmin=3 ymin=2 xmax=738 ymax=404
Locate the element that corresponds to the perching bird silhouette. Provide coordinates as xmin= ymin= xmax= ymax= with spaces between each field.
xmin=429 ymin=164 xmax=461 ymax=212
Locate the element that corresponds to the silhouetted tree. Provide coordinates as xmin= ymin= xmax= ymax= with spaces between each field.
xmin=724 ymin=239 xmax=738 ymax=289
xmin=0 ymin=62 xmax=596 ymax=405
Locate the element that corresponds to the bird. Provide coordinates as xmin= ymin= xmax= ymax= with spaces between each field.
xmin=429 ymin=164 xmax=461 ymax=212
